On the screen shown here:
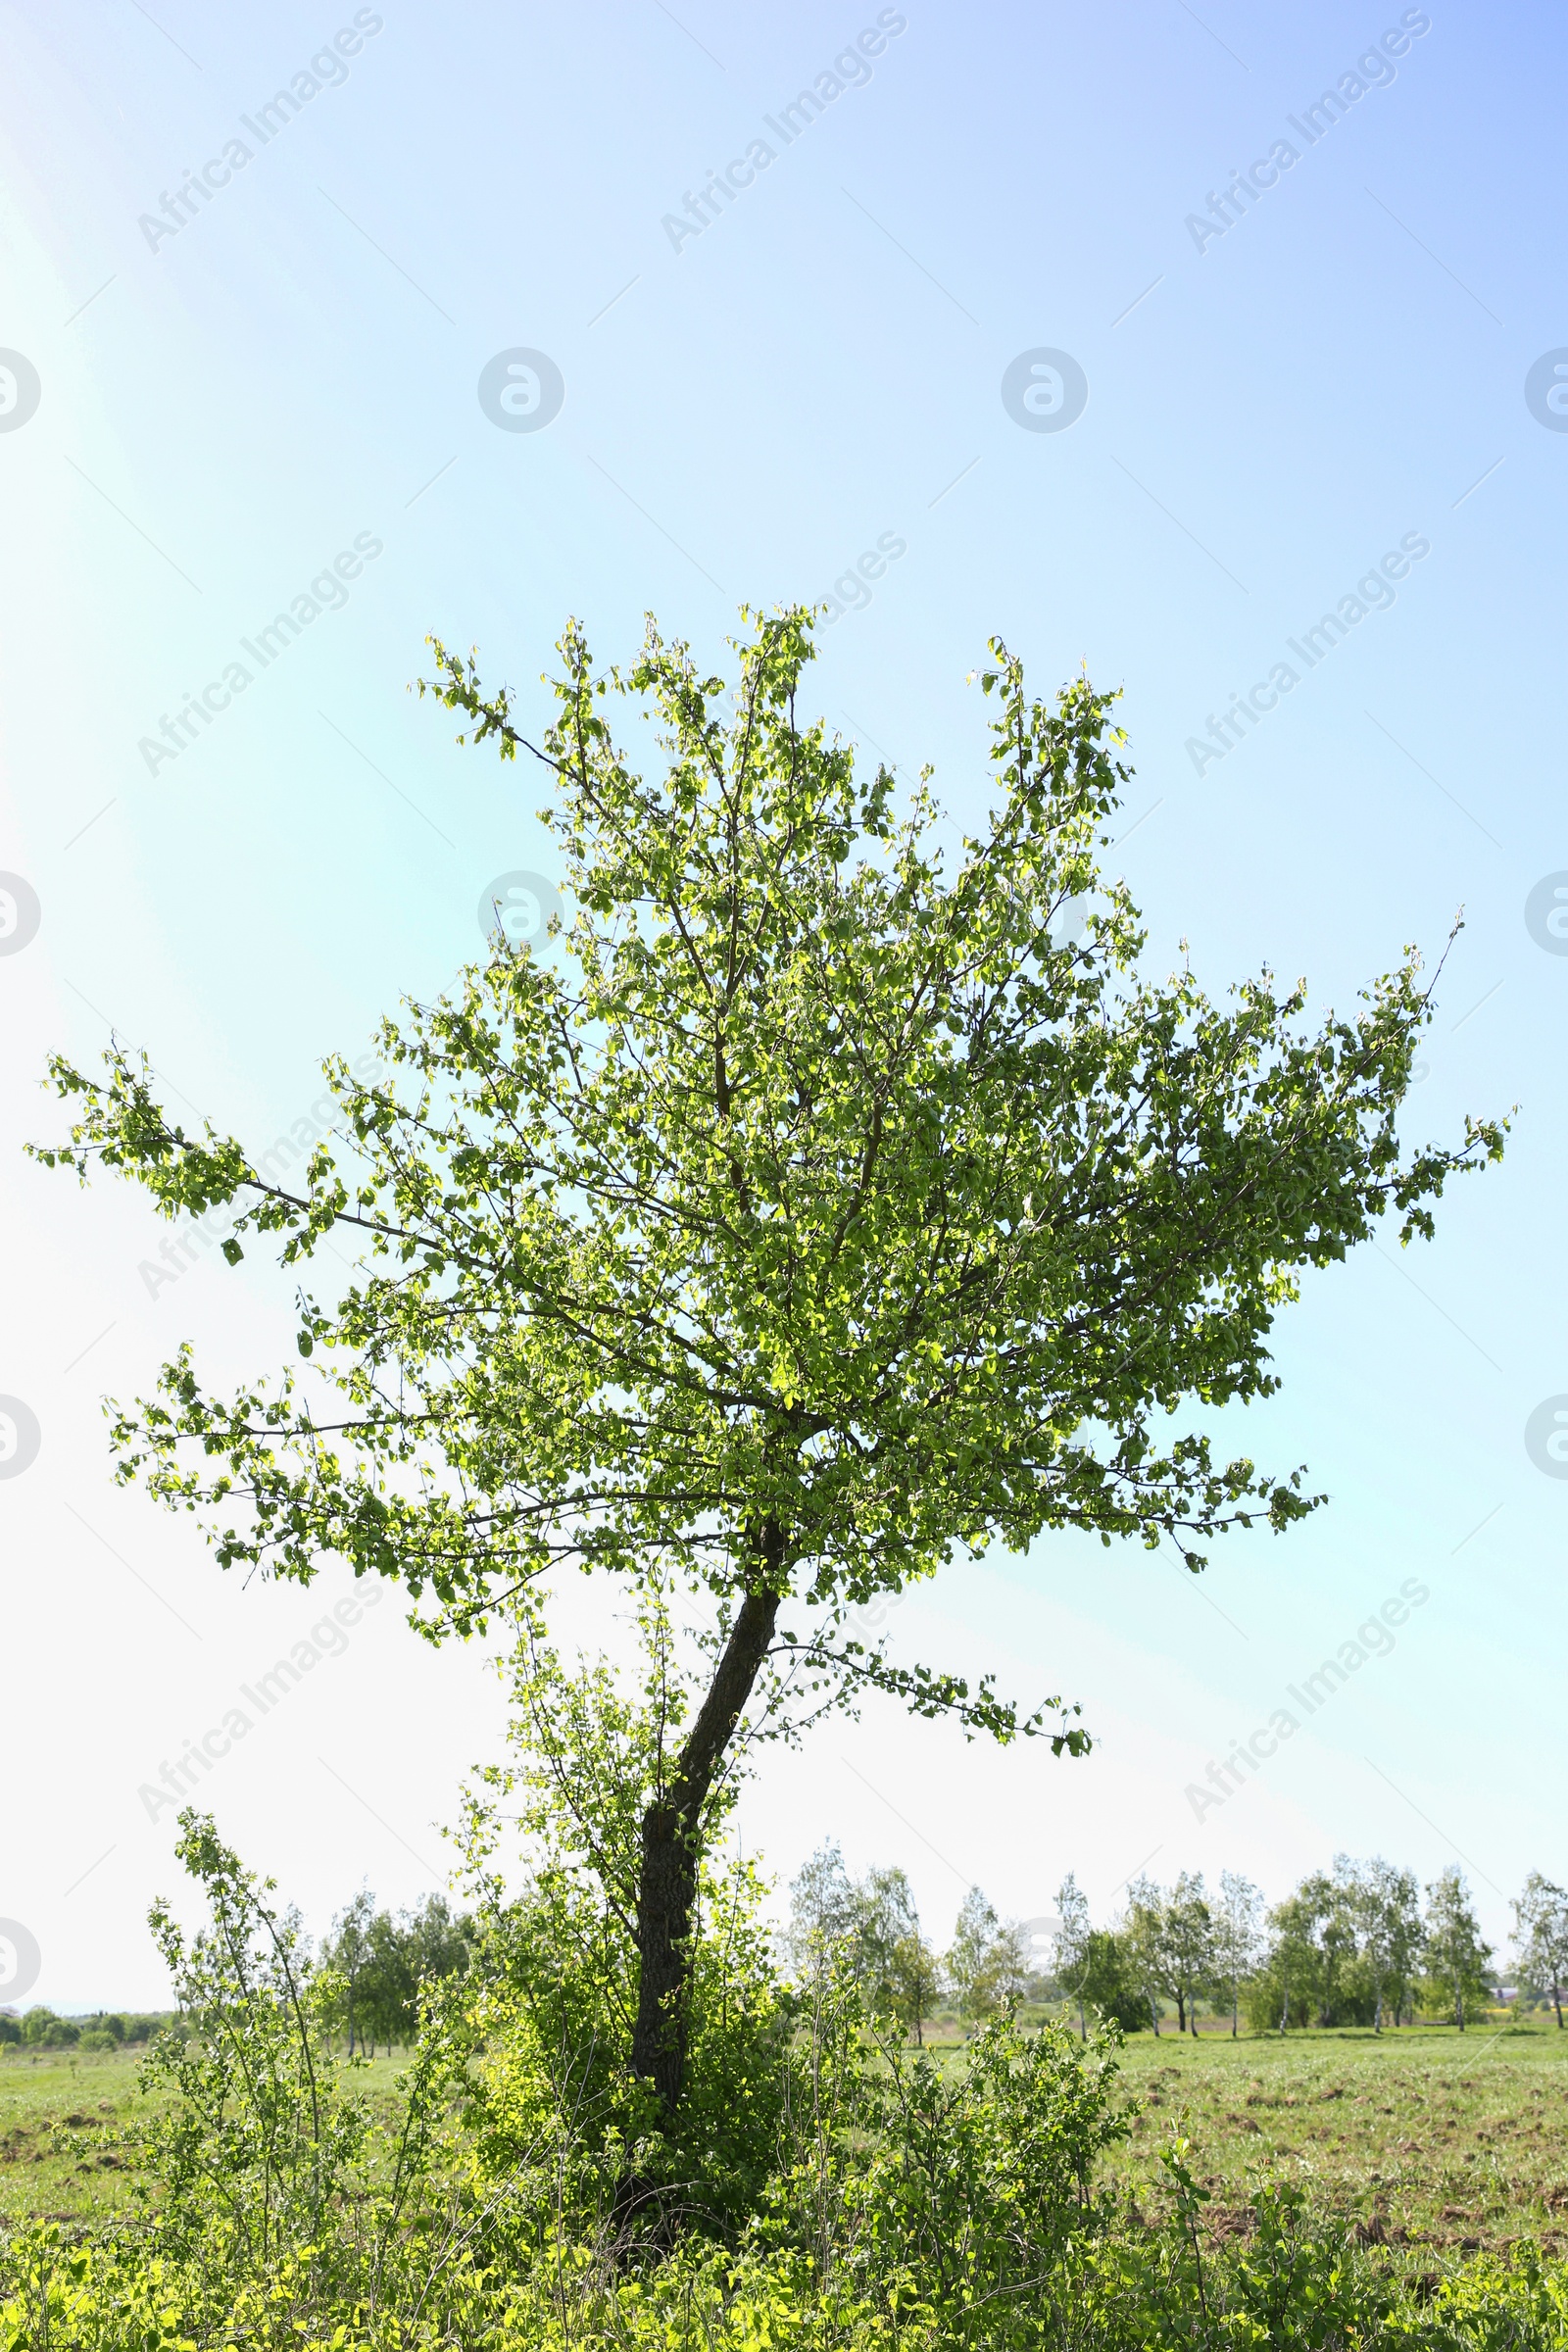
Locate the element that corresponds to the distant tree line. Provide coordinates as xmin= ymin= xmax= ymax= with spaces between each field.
xmin=0 ymin=2008 xmax=172 ymax=2051
xmin=1 ymin=1887 xmax=474 ymax=2058
xmin=12 ymin=1853 xmax=1564 ymax=2056
xmin=788 ymin=1843 xmax=1568 ymax=2038
xmin=318 ymin=1888 xmax=473 ymax=2054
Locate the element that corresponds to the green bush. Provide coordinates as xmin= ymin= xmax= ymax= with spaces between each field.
xmin=460 ymin=1842 xmax=789 ymax=2247
xmin=762 ymin=1977 xmax=1130 ymax=2341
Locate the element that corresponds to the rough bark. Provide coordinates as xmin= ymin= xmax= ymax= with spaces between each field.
xmin=628 ymin=1560 xmax=783 ymax=2116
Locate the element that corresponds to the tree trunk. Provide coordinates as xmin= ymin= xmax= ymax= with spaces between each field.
xmin=1175 ymin=1990 xmax=1186 ymax=2034
xmin=628 ymin=1572 xmax=782 ymax=2117
xmin=1554 ymin=1982 xmax=1562 ymax=2029
xmin=1231 ymin=1981 xmax=1238 ymax=2038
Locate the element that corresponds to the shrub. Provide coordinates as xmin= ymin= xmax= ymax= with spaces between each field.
xmin=761 ymin=1963 xmax=1130 ymax=2339
xmin=20 ymin=2008 xmax=79 ymax=2048
xmin=460 ymin=1842 xmax=790 ymax=2249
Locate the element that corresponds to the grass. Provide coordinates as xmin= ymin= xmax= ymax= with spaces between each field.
xmin=910 ymin=2008 xmax=1568 ymax=2257
xmin=10 ymin=2017 xmax=1568 ymax=2257
xmin=1107 ymin=2014 xmax=1568 ymax=2256
xmin=0 ymin=2045 xmax=411 ymax=2229
xmin=0 ymin=2047 xmax=155 ymax=2229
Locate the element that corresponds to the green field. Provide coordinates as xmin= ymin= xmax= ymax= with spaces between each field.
xmin=1107 ymin=2018 xmax=1568 ymax=2256
xmin=8 ymin=2019 xmax=1568 ymax=2258
xmin=0 ymin=2044 xmax=409 ymax=2230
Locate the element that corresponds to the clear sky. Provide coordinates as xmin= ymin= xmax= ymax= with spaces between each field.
xmin=1 ymin=0 xmax=1563 ymax=2009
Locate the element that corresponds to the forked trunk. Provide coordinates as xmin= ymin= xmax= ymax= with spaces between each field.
xmin=628 ymin=1570 xmax=783 ymax=2117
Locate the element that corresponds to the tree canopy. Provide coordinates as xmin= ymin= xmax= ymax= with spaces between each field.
xmin=33 ymin=605 xmax=1502 ymax=2113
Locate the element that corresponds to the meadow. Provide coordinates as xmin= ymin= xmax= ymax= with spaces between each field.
xmin=0 ymin=2044 xmax=408 ymax=2231
xmin=8 ymin=2015 xmax=1567 ymax=2256
xmin=1108 ymin=2018 xmax=1568 ymax=2258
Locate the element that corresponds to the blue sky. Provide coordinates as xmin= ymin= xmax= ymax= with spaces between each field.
xmin=1 ymin=0 xmax=1564 ymax=2007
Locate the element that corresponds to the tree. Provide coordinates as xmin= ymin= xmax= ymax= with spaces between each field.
xmin=1305 ymin=1866 xmax=1361 ymax=2027
xmin=1422 ymin=1866 xmax=1494 ymax=2032
xmin=21 ymin=2009 xmax=77 ymax=2048
xmin=360 ymin=1909 xmax=417 ymax=2055
xmin=785 ymin=1847 xmax=935 ymax=2039
xmin=1256 ymin=1864 xmax=1375 ymax=2032
xmin=1053 ymin=1872 xmax=1093 ymax=2040
xmin=1350 ymin=1856 xmax=1421 ymax=2033
xmin=1212 ymin=1870 xmax=1263 ymax=2038
xmin=786 ymin=1841 xmax=860 ymax=1978
xmin=403 ymin=1891 xmax=473 ymax=1994
xmin=1156 ymin=1872 xmax=1215 ymax=2037
xmin=1122 ymin=1878 xmax=1167 ymax=2036
xmin=1514 ymin=1873 xmax=1568 ymax=2028
xmin=1257 ymin=1888 xmax=1319 ymax=2034
xmin=1075 ymin=1930 xmax=1152 ymax=2034
xmin=945 ymin=1887 xmax=1027 ymax=2024
xmin=34 ymin=610 xmax=1502 ymax=2125
xmin=322 ymin=1888 xmax=376 ymax=2056
xmin=857 ymin=1865 xmax=933 ymax=2038
xmin=886 ymin=1921 xmax=941 ymax=2045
